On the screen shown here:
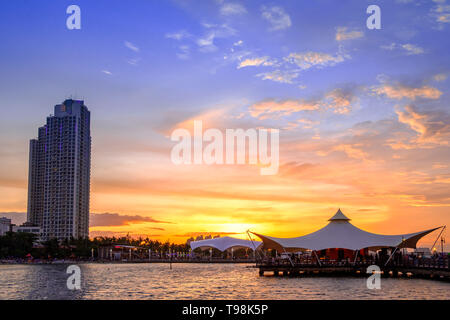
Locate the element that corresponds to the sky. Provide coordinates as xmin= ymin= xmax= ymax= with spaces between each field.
xmin=0 ymin=0 xmax=449 ymax=249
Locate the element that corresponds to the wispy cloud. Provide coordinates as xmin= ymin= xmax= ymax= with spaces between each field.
xmin=102 ymin=70 xmax=113 ymax=75
xmin=165 ymin=30 xmax=191 ymax=40
xmin=124 ymin=41 xmax=140 ymax=52
xmin=197 ymin=33 xmax=217 ymax=52
xmin=433 ymin=73 xmax=448 ymax=82
xmin=430 ymin=1 xmax=450 ymax=28
xmin=248 ymin=86 xmax=359 ymax=119
xmin=220 ymin=2 xmax=247 ymax=16
xmin=235 ymin=47 xmax=349 ymax=87
xmin=237 ymin=56 xmax=275 ymax=69
xmin=249 ymin=99 xmax=319 ymax=119
xmin=402 ymin=43 xmax=425 ymax=55
xmin=373 ymin=84 xmax=442 ymax=100
xmin=331 ymin=144 xmax=369 ymax=161
xmin=126 ymin=58 xmax=141 ymax=66
xmin=261 ymin=6 xmax=292 ymax=30
xmin=396 ymin=105 xmax=450 ymax=144
xmin=177 ymin=45 xmax=190 ymax=60
xmin=285 ymin=50 xmax=349 ymax=70
xmin=91 ymin=212 xmax=172 ymax=227
xmin=283 ymin=118 xmax=320 ymax=131
xmin=335 ymin=27 xmax=364 ymax=41
xmin=196 ymin=23 xmax=236 ymax=53
xmin=323 ymin=88 xmax=358 ymax=114
xmin=381 ymin=42 xmax=425 ymax=55
xmin=256 ymin=69 xmax=299 ymax=84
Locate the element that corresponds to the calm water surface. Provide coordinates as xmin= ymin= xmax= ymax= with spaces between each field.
xmin=0 ymin=263 xmax=449 ymax=300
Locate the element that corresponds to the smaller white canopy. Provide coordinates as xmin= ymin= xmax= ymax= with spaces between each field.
xmin=190 ymin=236 xmax=262 ymax=252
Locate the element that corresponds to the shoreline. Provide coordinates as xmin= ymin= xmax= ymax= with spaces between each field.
xmin=0 ymin=259 xmax=257 ymax=265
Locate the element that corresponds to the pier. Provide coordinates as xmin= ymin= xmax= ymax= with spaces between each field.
xmin=256 ymin=261 xmax=450 ymax=282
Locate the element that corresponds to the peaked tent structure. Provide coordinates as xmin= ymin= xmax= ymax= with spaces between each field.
xmin=251 ymin=209 xmax=442 ymax=252
xmin=190 ymin=236 xmax=262 ymax=252
xmin=328 ymin=208 xmax=350 ymax=221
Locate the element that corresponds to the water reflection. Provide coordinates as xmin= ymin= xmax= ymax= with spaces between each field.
xmin=0 ymin=263 xmax=449 ymax=300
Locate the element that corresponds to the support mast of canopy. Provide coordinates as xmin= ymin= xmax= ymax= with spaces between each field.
xmin=430 ymin=226 xmax=446 ymax=253
xmin=353 ymin=250 xmax=359 ymax=265
xmin=385 ymin=247 xmax=399 ymax=266
xmin=246 ymin=230 xmax=263 ymax=262
xmin=282 ymin=247 xmax=295 ymax=267
xmin=384 ymin=237 xmax=405 ymax=266
xmin=385 ymin=236 xmax=406 ymax=266
xmin=313 ymin=250 xmax=321 ymax=266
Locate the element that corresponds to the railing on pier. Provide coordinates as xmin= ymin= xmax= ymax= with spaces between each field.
xmin=256 ymin=256 xmax=450 ymax=270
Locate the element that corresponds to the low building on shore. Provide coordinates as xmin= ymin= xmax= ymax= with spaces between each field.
xmin=98 ymin=245 xmax=144 ymax=261
xmin=0 ymin=217 xmax=12 ymax=236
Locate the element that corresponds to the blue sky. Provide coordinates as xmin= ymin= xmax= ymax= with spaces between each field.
xmin=0 ymin=0 xmax=449 ymax=244
xmin=0 ymin=1 xmax=448 ymax=128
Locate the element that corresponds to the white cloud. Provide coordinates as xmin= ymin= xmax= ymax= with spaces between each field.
xmin=256 ymin=70 xmax=299 ymax=84
xmin=166 ymin=23 xmax=236 ymax=56
xmin=335 ymin=27 xmax=364 ymax=41
xmin=124 ymin=41 xmax=140 ymax=52
xmin=127 ymin=58 xmax=141 ymax=66
xmin=430 ymin=2 xmax=450 ymax=28
xmin=261 ymin=6 xmax=292 ymax=30
xmin=197 ymin=32 xmax=215 ymax=47
xmin=220 ymin=3 xmax=247 ymax=16
xmin=381 ymin=43 xmax=425 ymax=55
xmin=235 ymin=49 xmax=350 ymax=86
xmin=285 ymin=51 xmax=348 ymax=70
xmin=372 ymin=84 xmax=442 ymax=100
xmin=433 ymin=73 xmax=448 ymax=82
xmin=165 ymin=30 xmax=191 ymax=40
xmin=395 ymin=105 xmax=450 ymax=145
xmin=237 ymin=56 xmax=275 ymax=69
xmin=102 ymin=70 xmax=112 ymax=75
xmin=323 ymin=88 xmax=357 ymax=114
xmin=248 ymin=87 xmax=359 ymax=119
xmin=401 ymin=44 xmax=425 ymax=55
xmin=197 ymin=32 xmax=217 ymax=52
xmin=249 ymin=99 xmax=319 ymax=119
xmin=196 ymin=24 xmax=236 ymax=53
xmin=381 ymin=43 xmax=396 ymax=51
xmin=177 ymin=45 xmax=190 ymax=60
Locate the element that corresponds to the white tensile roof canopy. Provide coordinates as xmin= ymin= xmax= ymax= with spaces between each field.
xmin=252 ymin=209 xmax=441 ymax=252
xmin=190 ymin=236 xmax=262 ymax=252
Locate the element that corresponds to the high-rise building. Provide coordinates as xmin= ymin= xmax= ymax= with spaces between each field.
xmin=27 ymin=99 xmax=91 ymax=240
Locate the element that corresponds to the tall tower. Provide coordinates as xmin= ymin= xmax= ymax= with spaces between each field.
xmin=27 ymin=99 xmax=91 ymax=240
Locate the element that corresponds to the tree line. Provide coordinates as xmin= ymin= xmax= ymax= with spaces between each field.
xmin=0 ymin=232 xmax=190 ymax=260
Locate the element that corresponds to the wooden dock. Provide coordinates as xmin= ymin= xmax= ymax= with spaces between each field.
xmin=257 ymin=264 xmax=450 ymax=282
